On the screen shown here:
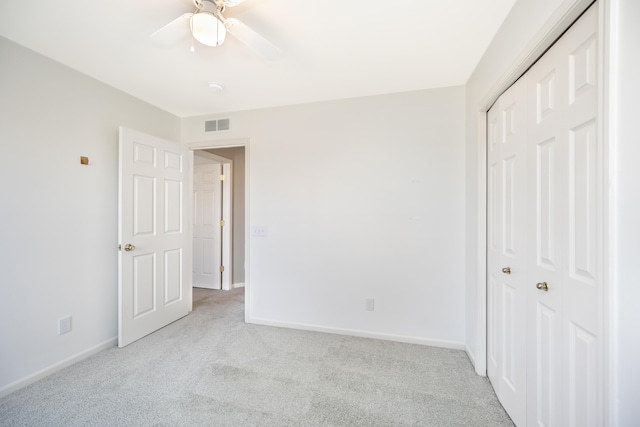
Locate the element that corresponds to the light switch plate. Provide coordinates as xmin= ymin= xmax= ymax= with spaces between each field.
xmin=252 ymin=226 xmax=267 ymax=237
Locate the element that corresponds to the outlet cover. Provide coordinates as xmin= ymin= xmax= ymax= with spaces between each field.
xmin=365 ymin=298 xmax=375 ymax=312
xmin=58 ymin=316 xmax=72 ymax=335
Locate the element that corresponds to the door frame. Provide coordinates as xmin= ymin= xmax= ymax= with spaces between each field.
xmin=187 ymin=138 xmax=250 ymax=323
xmin=193 ymin=150 xmax=233 ymax=290
xmin=473 ymin=0 xmax=613 ymax=421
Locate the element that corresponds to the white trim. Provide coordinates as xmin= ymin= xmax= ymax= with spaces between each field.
xmin=465 ymin=344 xmax=477 ymax=368
xmin=185 ymin=138 xmax=250 ymax=151
xmin=478 ymin=0 xmax=596 ymax=110
xmin=194 ymin=150 xmax=229 ymax=164
xmin=221 ymin=162 xmax=232 ymax=290
xmin=232 ymin=282 xmax=245 ymax=288
xmin=249 ymin=317 xmax=465 ymax=351
xmin=599 ymin=1 xmax=616 ymax=424
xmin=474 ymin=0 xmax=597 ymax=379
xmin=475 ymin=111 xmax=487 ymax=376
xmin=0 ymin=337 xmax=117 ymax=398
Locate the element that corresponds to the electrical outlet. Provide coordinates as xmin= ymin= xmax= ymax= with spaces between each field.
xmin=58 ymin=316 xmax=72 ymax=335
xmin=365 ymin=298 xmax=375 ymax=312
xmin=251 ymin=225 xmax=267 ymax=237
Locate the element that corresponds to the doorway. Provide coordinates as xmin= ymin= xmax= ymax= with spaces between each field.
xmin=193 ymin=146 xmax=246 ymax=291
xmin=192 ymin=151 xmax=229 ymax=290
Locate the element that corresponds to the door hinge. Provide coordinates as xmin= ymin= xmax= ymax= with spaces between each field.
xmin=220 ymin=219 xmax=225 ymax=227
xmin=220 ymin=174 xmax=225 ymax=181
xmin=219 ymin=265 xmax=225 ymax=273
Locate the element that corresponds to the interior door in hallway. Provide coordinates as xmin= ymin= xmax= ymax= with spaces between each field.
xmin=193 ymin=162 xmax=222 ymax=289
xmin=118 ymin=127 xmax=193 ymax=347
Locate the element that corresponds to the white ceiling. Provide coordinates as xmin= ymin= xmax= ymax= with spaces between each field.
xmin=0 ymin=0 xmax=516 ymax=117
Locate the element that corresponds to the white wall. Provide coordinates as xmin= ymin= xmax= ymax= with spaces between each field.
xmin=611 ymin=1 xmax=640 ymax=423
xmin=183 ymin=87 xmax=467 ymax=347
xmin=0 ymin=36 xmax=180 ymax=394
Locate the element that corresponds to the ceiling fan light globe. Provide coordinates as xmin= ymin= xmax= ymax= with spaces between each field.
xmin=190 ymin=12 xmax=226 ymax=47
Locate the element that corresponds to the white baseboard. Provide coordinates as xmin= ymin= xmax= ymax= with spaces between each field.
xmin=248 ymin=317 xmax=465 ymax=350
xmin=465 ymin=344 xmax=476 ymax=367
xmin=232 ymin=282 xmax=245 ymax=288
xmin=0 ymin=337 xmax=117 ymax=398
xmin=465 ymin=344 xmax=487 ymax=377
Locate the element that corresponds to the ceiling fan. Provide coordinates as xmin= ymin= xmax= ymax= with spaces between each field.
xmin=151 ymin=0 xmax=282 ymax=60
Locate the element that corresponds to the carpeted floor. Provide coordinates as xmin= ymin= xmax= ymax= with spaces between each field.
xmin=0 ymin=288 xmax=513 ymax=426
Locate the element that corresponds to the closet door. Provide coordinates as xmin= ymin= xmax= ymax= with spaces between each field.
xmin=525 ymin=5 xmax=600 ymax=426
xmin=487 ymin=77 xmax=528 ymax=427
xmin=488 ymin=5 xmax=601 ymax=426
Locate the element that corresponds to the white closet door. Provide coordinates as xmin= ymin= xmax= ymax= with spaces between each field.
xmin=487 ymin=77 xmax=528 ymax=427
xmin=525 ymin=6 xmax=600 ymax=426
xmin=487 ymin=4 xmax=601 ymax=426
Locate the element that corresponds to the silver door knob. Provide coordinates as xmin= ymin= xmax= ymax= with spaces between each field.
xmin=502 ymin=267 xmax=511 ymax=274
xmin=536 ymin=282 xmax=549 ymax=292
xmin=124 ymin=243 xmax=136 ymax=252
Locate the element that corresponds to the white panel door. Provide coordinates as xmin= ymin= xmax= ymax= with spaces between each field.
xmin=525 ymin=35 xmax=565 ymax=426
xmin=525 ymin=6 xmax=600 ymax=426
xmin=193 ymin=163 xmax=222 ymax=289
xmin=487 ymin=76 xmax=528 ymax=427
xmin=118 ymin=127 xmax=193 ymax=348
xmin=487 ymin=5 xmax=601 ymax=426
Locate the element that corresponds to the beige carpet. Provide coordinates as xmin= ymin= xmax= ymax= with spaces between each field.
xmin=0 ymin=288 xmax=513 ymax=426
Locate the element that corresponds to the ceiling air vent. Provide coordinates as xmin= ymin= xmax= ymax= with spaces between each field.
xmin=205 ymin=118 xmax=231 ymax=133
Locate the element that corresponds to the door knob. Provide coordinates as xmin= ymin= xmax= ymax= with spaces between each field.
xmin=501 ymin=267 xmax=511 ymax=274
xmin=124 ymin=243 xmax=136 ymax=252
xmin=536 ymin=282 xmax=549 ymax=292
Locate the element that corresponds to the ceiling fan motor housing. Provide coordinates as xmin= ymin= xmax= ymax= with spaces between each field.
xmin=190 ymin=0 xmax=226 ymax=47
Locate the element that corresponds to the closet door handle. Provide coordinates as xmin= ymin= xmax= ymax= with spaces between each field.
xmin=501 ymin=267 xmax=511 ymax=274
xmin=536 ymin=282 xmax=549 ymax=292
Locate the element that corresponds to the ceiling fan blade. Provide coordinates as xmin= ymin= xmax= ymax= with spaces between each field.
xmin=221 ymin=0 xmax=247 ymax=6
xmin=224 ymin=18 xmax=283 ymax=61
xmin=150 ymin=13 xmax=193 ymax=46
